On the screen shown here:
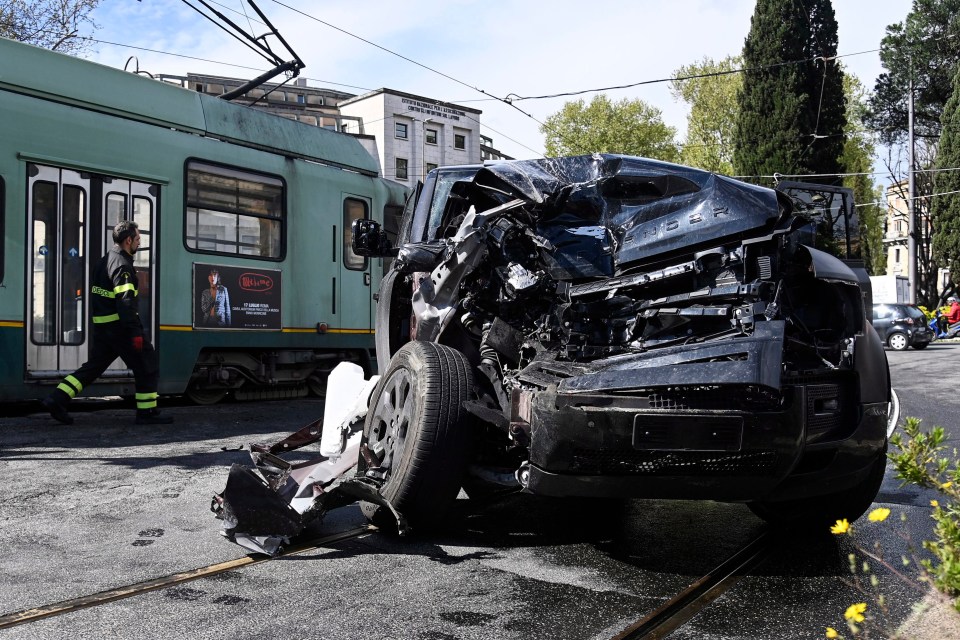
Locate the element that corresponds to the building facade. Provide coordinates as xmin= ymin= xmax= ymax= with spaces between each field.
xmin=339 ymin=89 xmax=483 ymax=184
xmin=882 ymin=180 xmax=950 ymax=297
xmin=882 ymin=181 xmax=912 ymax=278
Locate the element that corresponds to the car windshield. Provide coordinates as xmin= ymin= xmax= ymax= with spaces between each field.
xmin=427 ymin=168 xmax=480 ymax=240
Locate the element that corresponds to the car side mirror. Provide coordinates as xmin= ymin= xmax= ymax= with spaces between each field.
xmin=351 ymin=218 xmax=394 ymax=257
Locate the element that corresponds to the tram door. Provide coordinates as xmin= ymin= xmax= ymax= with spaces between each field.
xmin=341 ymin=195 xmax=374 ymax=330
xmin=26 ymin=163 xmax=158 ymax=379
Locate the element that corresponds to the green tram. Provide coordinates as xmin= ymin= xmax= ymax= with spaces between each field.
xmin=0 ymin=38 xmax=409 ymax=404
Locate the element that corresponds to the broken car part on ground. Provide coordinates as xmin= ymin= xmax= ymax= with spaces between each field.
xmin=215 ymin=154 xmax=890 ymax=553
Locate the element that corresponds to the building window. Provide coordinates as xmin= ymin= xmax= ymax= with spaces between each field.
xmin=895 ymin=248 xmax=900 ymax=263
xmin=343 ymin=198 xmax=369 ymax=271
xmin=395 ymin=122 xmax=409 ymax=140
xmin=426 ymin=163 xmax=438 ymax=174
xmin=185 ymin=160 xmax=285 ymax=260
xmin=454 ymin=133 xmax=466 ymax=150
xmin=395 ymin=158 xmax=409 ymax=181
xmin=425 ymin=129 xmax=438 ymax=145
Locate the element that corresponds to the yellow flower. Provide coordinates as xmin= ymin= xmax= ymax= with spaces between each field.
xmin=830 ymin=518 xmax=850 ymax=534
xmin=868 ymin=508 xmax=891 ymax=522
xmin=844 ymin=603 xmax=867 ymax=623
xmin=931 ymin=500 xmax=940 ymax=508
xmin=941 ymin=481 xmax=953 ymax=490
xmin=826 ymin=627 xmax=839 ymax=638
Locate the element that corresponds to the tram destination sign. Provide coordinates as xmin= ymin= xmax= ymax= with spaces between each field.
xmin=192 ymin=263 xmax=281 ymax=330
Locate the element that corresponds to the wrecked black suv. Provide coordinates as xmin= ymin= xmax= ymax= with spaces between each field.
xmin=352 ymin=154 xmax=890 ymax=530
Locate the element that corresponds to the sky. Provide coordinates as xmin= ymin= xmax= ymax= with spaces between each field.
xmin=84 ymin=0 xmax=914 ymax=167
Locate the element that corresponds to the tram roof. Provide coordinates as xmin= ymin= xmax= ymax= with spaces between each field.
xmin=0 ymin=37 xmax=380 ymax=176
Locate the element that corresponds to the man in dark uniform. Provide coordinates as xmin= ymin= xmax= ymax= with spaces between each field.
xmin=43 ymin=220 xmax=174 ymax=425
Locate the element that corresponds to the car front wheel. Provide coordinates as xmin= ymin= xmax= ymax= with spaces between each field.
xmin=747 ymin=442 xmax=887 ymax=530
xmin=360 ymin=341 xmax=474 ymax=529
xmin=887 ymin=332 xmax=909 ymax=351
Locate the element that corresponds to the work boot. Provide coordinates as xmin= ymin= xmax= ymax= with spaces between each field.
xmin=135 ymin=409 xmax=174 ymax=425
xmin=42 ymin=395 xmax=74 ymax=425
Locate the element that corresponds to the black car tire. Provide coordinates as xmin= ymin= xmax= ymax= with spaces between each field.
xmin=747 ymin=442 xmax=887 ymax=530
xmin=887 ymin=332 xmax=909 ymax=351
xmin=911 ymin=343 xmax=929 ymax=350
xmin=360 ymin=341 xmax=474 ymax=529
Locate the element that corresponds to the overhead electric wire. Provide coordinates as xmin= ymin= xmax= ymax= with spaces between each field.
xmin=90 ymin=3 xmax=954 ymax=161
xmin=180 ymin=0 xmax=277 ymax=65
xmin=84 ymin=37 xmax=370 ymax=91
xmin=854 ymin=188 xmax=960 ymax=208
xmin=502 ymin=48 xmax=880 ymax=103
xmin=262 ymin=0 xmax=557 ymax=154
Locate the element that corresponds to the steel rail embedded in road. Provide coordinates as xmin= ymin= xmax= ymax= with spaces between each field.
xmin=0 ymin=525 xmax=375 ymax=630
xmin=610 ymin=530 xmax=776 ymax=640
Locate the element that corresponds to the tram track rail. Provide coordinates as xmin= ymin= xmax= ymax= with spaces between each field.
xmin=0 ymin=525 xmax=376 ymax=631
xmin=1 ymin=521 xmax=776 ymax=638
xmin=610 ymin=530 xmax=776 ymax=639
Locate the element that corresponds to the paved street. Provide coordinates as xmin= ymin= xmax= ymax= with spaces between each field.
xmin=0 ymin=344 xmax=958 ymax=639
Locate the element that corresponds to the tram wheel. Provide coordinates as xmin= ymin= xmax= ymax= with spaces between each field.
xmin=186 ymin=387 xmax=228 ymax=405
xmin=306 ymin=372 xmax=327 ymax=398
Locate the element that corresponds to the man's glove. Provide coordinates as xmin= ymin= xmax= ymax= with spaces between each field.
xmin=131 ymin=336 xmax=144 ymax=352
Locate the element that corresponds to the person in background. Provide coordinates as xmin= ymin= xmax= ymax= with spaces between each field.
xmin=947 ymin=296 xmax=960 ymax=327
xmin=200 ymin=268 xmax=231 ymax=327
xmin=43 ymin=220 xmax=174 ymax=425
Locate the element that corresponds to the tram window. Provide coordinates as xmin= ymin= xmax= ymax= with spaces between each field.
xmin=343 ymin=198 xmax=369 ymax=271
xmin=31 ymin=181 xmax=57 ymax=345
xmin=106 ymin=193 xmax=126 ymax=228
xmin=60 ymin=185 xmax=86 ymax=345
xmin=184 ymin=161 xmax=284 ymax=260
xmin=133 ymin=196 xmax=152 ymax=269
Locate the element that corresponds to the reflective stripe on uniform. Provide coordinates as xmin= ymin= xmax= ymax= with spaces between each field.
xmin=92 ymin=313 xmax=120 ymax=323
xmin=136 ymin=391 xmax=158 ymax=410
xmin=91 ymin=285 xmax=115 ymax=298
xmin=57 ymin=374 xmax=84 ymax=398
xmin=114 ymin=283 xmax=137 ymax=296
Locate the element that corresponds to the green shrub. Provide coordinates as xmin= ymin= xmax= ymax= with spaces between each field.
xmin=889 ymin=417 xmax=960 ymax=609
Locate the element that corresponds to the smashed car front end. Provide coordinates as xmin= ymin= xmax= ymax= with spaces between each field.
xmin=399 ymin=154 xmax=889 ymax=505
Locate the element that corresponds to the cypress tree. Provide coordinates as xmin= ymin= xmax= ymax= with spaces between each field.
xmin=733 ymin=0 xmax=846 ymax=183
xmin=931 ymin=67 xmax=960 ymax=294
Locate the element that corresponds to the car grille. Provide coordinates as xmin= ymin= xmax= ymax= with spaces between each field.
xmin=570 ymin=449 xmax=780 ymax=476
xmin=783 ymin=372 xmax=858 ymax=441
xmin=640 ymin=386 xmax=780 ymax=411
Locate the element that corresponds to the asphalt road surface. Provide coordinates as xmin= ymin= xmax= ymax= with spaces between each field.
xmin=1 ymin=344 xmax=958 ymax=639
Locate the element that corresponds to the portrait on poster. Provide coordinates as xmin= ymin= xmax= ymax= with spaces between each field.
xmin=192 ymin=264 xmax=281 ymax=330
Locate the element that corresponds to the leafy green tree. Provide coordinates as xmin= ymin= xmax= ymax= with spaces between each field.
xmin=540 ymin=94 xmax=679 ymax=161
xmin=0 ymin=0 xmax=99 ymax=54
xmin=670 ymin=56 xmax=742 ymax=175
xmin=842 ymin=72 xmax=885 ymax=275
xmin=931 ymin=67 xmax=960 ymax=293
xmin=733 ymin=0 xmax=846 ymax=183
xmin=867 ymin=0 xmax=960 ymax=145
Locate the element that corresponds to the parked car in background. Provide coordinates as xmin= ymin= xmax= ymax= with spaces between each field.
xmin=871 ymin=303 xmax=933 ymax=350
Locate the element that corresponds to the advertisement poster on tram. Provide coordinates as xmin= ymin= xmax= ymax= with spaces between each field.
xmin=193 ymin=263 xmax=281 ymax=330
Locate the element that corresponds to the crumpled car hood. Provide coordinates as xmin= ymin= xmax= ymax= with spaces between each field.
xmin=469 ymin=155 xmax=784 ymax=272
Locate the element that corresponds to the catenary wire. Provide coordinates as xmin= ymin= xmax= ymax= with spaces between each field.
xmin=84 ymin=37 xmax=372 ymax=91
xmin=258 ymin=0 xmax=560 ymax=154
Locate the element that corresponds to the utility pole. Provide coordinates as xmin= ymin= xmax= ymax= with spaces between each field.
xmin=907 ymin=70 xmax=917 ymax=304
